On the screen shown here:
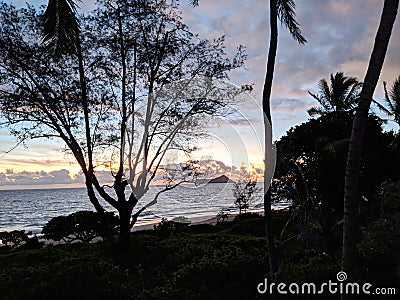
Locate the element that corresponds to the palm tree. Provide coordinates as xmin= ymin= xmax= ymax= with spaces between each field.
xmin=41 ymin=0 xmax=120 ymax=245
xmin=42 ymin=0 xmax=80 ymax=56
xmin=342 ymin=0 xmax=398 ymax=290
xmin=307 ymin=72 xmax=361 ymax=116
xmin=191 ymin=0 xmax=307 ymax=273
xmin=262 ymin=0 xmax=306 ymax=273
xmin=382 ymin=75 xmax=400 ymax=125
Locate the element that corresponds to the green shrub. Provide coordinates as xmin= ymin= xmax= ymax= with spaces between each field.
xmin=185 ymin=224 xmax=219 ymax=234
xmin=234 ymin=212 xmax=262 ymax=221
xmin=0 ymin=245 xmax=133 ymax=300
xmin=228 ymin=218 xmax=265 ymax=237
xmin=0 ymin=230 xmax=29 ymax=249
xmin=357 ymin=218 xmax=400 ymax=286
xmin=380 ymin=180 xmax=400 ymax=218
xmin=42 ymin=211 xmax=119 ymax=243
xmin=153 ymin=217 xmax=190 ymax=236
xmin=0 ymin=230 xmax=41 ymax=251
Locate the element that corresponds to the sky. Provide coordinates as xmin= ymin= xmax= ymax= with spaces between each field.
xmin=0 ymin=0 xmax=399 ymax=188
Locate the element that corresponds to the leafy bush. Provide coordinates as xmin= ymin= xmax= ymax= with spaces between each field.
xmin=216 ymin=209 xmax=230 ymax=223
xmin=153 ymin=217 xmax=191 ymax=236
xmin=234 ymin=212 xmax=262 ymax=221
xmin=185 ymin=224 xmax=219 ymax=234
xmin=0 ymin=230 xmax=29 ymax=249
xmin=0 ymin=231 xmax=43 ymax=252
xmin=42 ymin=211 xmax=119 ymax=243
xmin=229 ymin=218 xmax=265 ymax=237
xmin=380 ymin=180 xmax=400 ymax=218
xmin=357 ymin=218 xmax=400 ymax=286
xmin=132 ymin=234 xmax=268 ymax=299
xmin=276 ymin=248 xmax=340 ymax=287
xmin=0 ymin=245 xmax=133 ymax=300
xmin=233 ymin=175 xmax=260 ymax=214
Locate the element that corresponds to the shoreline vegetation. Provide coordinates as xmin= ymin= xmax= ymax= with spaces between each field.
xmin=1 ymin=207 xmax=399 ymax=299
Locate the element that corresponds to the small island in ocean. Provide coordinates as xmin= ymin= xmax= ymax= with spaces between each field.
xmin=208 ymin=175 xmax=234 ymax=183
xmin=196 ymin=174 xmax=235 ymax=185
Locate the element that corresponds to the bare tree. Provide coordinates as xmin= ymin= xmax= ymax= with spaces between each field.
xmin=0 ymin=0 xmax=245 ymax=249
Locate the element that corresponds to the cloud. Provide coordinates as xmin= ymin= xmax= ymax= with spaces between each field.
xmin=180 ymin=0 xmax=400 ymax=138
xmin=272 ymin=98 xmax=313 ymax=113
xmin=0 ymin=168 xmax=77 ymax=186
xmin=2 ymin=0 xmax=399 ymax=171
xmin=0 ymin=158 xmax=261 ymax=188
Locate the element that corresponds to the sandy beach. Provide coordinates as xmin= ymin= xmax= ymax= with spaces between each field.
xmin=132 ymin=208 xmax=265 ymax=231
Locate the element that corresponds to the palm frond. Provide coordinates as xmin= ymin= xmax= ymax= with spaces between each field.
xmin=42 ymin=0 xmax=81 ymax=56
xmin=372 ymin=98 xmax=393 ymax=116
xmin=390 ymin=76 xmax=400 ymax=107
xmin=307 ymin=106 xmax=325 ymax=117
xmin=308 ymin=91 xmax=327 ymax=111
xmin=307 ymin=91 xmax=320 ymax=101
xmin=330 ymin=72 xmax=359 ymax=110
xmin=383 ymin=81 xmax=396 ymax=113
xmin=318 ymin=79 xmax=333 ymax=110
xmin=344 ymin=82 xmax=362 ymax=108
xmin=189 ymin=0 xmax=199 ymax=6
xmin=277 ymin=0 xmax=307 ymax=45
xmin=389 ymin=76 xmax=400 ymax=123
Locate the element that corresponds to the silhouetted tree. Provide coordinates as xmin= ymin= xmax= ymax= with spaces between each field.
xmin=262 ymin=0 xmax=307 ymax=273
xmin=0 ymin=0 xmax=245 ymax=250
xmin=308 ymin=72 xmax=361 ymax=116
xmin=274 ymin=111 xmax=399 ymax=256
xmin=233 ymin=167 xmax=260 ymax=214
xmin=382 ymin=75 xmax=400 ymax=126
xmin=342 ymin=0 xmax=398 ymax=287
xmin=308 ymin=71 xmax=390 ymax=118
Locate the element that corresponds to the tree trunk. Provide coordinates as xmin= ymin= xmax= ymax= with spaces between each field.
xmin=118 ymin=208 xmax=132 ymax=251
xmin=342 ymin=0 xmax=398 ymax=289
xmin=85 ymin=181 xmax=105 ymax=214
xmin=262 ymin=0 xmax=278 ymax=273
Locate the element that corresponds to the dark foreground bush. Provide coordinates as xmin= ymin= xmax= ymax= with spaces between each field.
xmin=0 ymin=230 xmax=43 ymax=251
xmin=1 ymin=210 xmax=398 ymax=299
xmin=0 ymin=244 xmax=133 ymax=300
xmin=41 ymin=211 xmax=119 ymax=243
xmin=0 ymin=230 xmax=29 ymax=249
xmin=0 ymin=233 xmax=269 ymax=300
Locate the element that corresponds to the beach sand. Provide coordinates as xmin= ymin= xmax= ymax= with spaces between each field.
xmin=132 ymin=208 xmax=264 ymax=232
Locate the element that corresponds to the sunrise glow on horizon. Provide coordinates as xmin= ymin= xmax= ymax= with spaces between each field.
xmin=0 ymin=0 xmax=399 ymax=189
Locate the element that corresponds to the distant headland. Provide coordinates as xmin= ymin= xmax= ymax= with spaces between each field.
xmin=196 ymin=175 xmax=234 ymax=184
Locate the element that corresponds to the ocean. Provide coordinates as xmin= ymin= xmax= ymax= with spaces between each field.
xmin=0 ymin=183 xmax=287 ymax=234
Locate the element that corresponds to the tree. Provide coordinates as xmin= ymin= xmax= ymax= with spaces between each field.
xmin=342 ymin=0 xmax=398 ymax=286
xmin=307 ymin=72 xmax=361 ymax=117
xmin=273 ymin=111 xmax=399 ymax=255
xmin=382 ymin=75 xmax=400 ymax=126
xmin=233 ymin=167 xmax=261 ymax=215
xmin=0 ymin=1 xmax=245 ymax=249
xmin=262 ymin=0 xmax=306 ymax=273
xmin=308 ymin=71 xmax=391 ymax=118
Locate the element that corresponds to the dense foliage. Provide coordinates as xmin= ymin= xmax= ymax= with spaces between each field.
xmin=271 ymin=111 xmax=400 ymax=257
xmin=41 ymin=211 xmax=119 ymax=243
xmin=1 ymin=211 xmax=399 ymax=299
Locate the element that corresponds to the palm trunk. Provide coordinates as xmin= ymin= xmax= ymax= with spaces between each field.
xmin=262 ymin=0 xmax=278 ymax=273
xmin=342 ymin=0 xmax=398 ymax=289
